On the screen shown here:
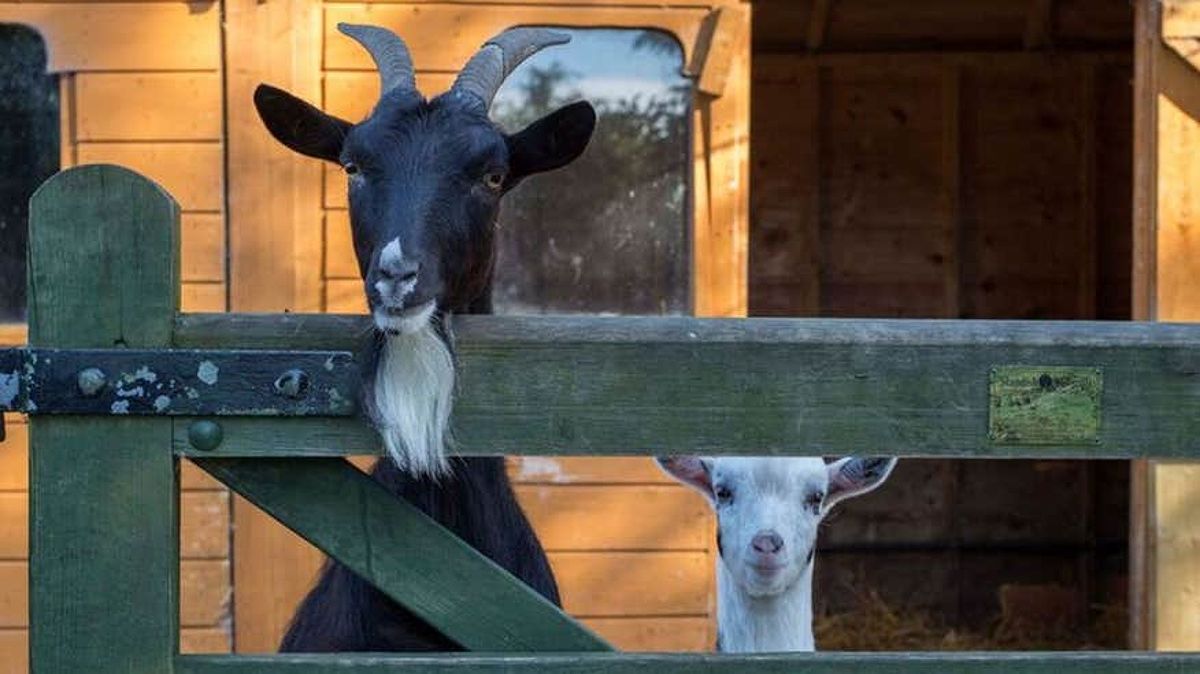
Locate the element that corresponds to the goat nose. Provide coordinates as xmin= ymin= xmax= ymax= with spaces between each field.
xmin=380 ymin=259 xmax=419 ymax=285
xmin=751 ymin=531 xmax=784 ymax=554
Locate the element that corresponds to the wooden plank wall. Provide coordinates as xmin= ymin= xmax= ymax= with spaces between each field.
xmin=0 ymin=4 xmax=230 ymax=668
xmin=1145 ymin=0 xmax=1200 ymax=649
xmin=750 ymin=51 xmax=1132 ymax=320
xmin=749 ymin=0 xmax=1135 ymax=638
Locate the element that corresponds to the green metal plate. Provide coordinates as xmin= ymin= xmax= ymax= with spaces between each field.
xmin=989 ymin=366 xmax=1102 ymax=445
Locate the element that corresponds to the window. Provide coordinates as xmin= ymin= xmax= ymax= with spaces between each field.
xmin=490 ymin=29 xmax=691 ymax=316
xmin=0 ymin=24 xmax=58 ymax=322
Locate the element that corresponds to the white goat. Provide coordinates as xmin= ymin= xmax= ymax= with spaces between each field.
xmin=657 ymin=456 xmax=897 ymax=653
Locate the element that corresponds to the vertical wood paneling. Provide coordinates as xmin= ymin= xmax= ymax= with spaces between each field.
xmin=225 ymin=0 xmax=324 ymax=654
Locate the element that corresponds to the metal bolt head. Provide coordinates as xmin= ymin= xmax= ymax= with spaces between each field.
xmin=274 ymin=369 xmax=310 ymax=400
xmin=77 ymin=368 xmax=107 ymax=397
xmin=188 ymin=420 xmax=224 ymax=452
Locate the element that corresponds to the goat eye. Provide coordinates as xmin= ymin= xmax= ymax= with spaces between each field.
xmin=343 ymin=162 xmax=359 ymax=176
xmin=714 ymin=485 xmax=734 ymax=505
xmin=805 ymin=492 xmax=824 ymax=511
xmin=482 ymin=171 xmax=505 ymax=190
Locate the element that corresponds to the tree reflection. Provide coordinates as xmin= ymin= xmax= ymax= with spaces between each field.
xmin=491 ymin=30 xmax=690 ymax=315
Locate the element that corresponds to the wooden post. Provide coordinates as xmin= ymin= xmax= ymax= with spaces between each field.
xmin=27 ymin=165 xmax=180 ymax=672
xmin=1134 ymin=0 xmax=1200 ymax=651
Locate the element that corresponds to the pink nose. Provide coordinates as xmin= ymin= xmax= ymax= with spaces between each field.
xmin=751 ymin=530 xmax=784 ymax=554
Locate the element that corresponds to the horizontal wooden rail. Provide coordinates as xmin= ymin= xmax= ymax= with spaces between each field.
xmin=176 ymin=652 xmax=1200 ymax=673
xmin=174 ymin=313 xmax=1200 ymax=459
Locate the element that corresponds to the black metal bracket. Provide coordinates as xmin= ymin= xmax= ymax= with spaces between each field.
xmin=0 ymin=347 xmax=360 ymax=419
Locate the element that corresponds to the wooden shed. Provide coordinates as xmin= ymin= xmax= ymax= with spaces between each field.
xmin=0 ymin=0 xmax=1197 ymax=668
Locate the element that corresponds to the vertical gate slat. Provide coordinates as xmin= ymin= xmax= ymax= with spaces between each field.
xmin=28 ymin=164 xmax=180 ymax=673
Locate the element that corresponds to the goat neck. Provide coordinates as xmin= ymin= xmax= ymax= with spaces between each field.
xmin=716 ymin=558 xmax=814 ymax=653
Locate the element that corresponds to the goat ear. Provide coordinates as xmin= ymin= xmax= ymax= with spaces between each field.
xmin=254 ymin=84 xmax=351 ymax=163
xmin=655 ymin=456 xmax=713 ymax=499
xmin=505 ymin=100 xmax=596 ymax=188
xmin=825 ymin=457 xmax=897 ymax=509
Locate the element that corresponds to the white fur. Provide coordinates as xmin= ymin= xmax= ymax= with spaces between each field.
xmin=718 ymin=556 xmax=814 ymax=652
xmin=657 ymin=455 xmax=897 ymax=653
xmin=373 ymin=321 xmax=455 ymax=476
xmin=380 ymin=238 xmax=404 ymax=269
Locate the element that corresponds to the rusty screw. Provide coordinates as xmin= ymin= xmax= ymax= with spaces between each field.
xmin=77 ymin=368 xmax=107 ymax=397
xmin=274 ymin=369 xmax=310 ymax=400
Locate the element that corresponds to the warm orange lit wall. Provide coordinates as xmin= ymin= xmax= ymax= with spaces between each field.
xmin=0 ymin=3 xmax=231 ymax=669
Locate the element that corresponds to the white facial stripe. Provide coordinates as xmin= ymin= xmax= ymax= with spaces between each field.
xmin=380 ymin=238 xmax=404 ymax=269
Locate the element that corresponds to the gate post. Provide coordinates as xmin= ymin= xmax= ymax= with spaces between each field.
xmin=27 ymin=165 xmax=180 ymax=672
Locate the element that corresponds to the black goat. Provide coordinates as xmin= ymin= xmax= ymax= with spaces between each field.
xmin=254 ymin=23 xmax=595 ymax=651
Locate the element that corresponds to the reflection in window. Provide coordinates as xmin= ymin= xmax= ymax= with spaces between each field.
xmin=0 ymin=25 xmax=58 ymax=322
xmin=491 ymin=29 xmax=691 ymax=316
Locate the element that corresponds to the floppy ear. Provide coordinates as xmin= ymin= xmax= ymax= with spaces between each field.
xmin=254 ymin=84 xmax=352 ymax=163
xmin=825 ymin=457 xmax=897 ymax=509
xmin=505 ymin=100 xmax=596 ymax=188
xmin=655 ymin=456 xmax=713 ymax=501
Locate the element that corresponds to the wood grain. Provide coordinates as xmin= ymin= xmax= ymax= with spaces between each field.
xmin=0 ymin=424 xmax=26 ymax=491
xmin=0 ymin=494 xmax=27 ymax=559
xmin=0 ymin=629 xmax=27 ymax=674
xmin=516 ymin=485 xmax=709 ymax=551
xmin=75 ymin=142 xmax=223 ymax=212
xmin=551 ymin=551 xmax=710 ymax=616
xmin=177 ymin=651 xmax=1200 ymax=673
xmin=0 ymin=5 xmax=219 ymax=72
xmin=195 ymin=457 xmax=611 ymax=652
xmin=27 ymin=165 xmax=179 ymax=673
xmin=582 ymin=617 xmax=710 ymax=652
xmin=183 ymin=214 xmax=225 ymax=284
xmin=75 ymin=73 xmax=222 ymax=141
xmin=181 ymin=491 xmax=230 ymax=559
xmin=181 ymin=560 xmax=231 ymax=628
xmin=182 ymin=283 xmax=227 ymax=313
xmin=173 ymin=315 xmax=1200 ymax=459
xmin=181 ymin=627 xmax=232 ymax=655
xmin=0 ymin=563 xmax=25 ymax=628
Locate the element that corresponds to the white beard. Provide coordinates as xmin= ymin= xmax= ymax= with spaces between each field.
xmin=372 ymin=324 xmax=455 ymax=476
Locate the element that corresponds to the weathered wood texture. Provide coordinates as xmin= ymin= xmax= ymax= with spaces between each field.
xmin=748 ymin=10 xmax=1136 ymax=645
xmin=27 ymin=165 xmax=179 ymax=673
xmin=1143 ymin=0 xmax=1200 ymax=650
xmin=18 ymin=347 xmax=357 ymax=416
xmin=751 ymin=52 xmax=1131 ymax=320
xmin=754 ymin=0 xmax=1132 ymax=53
xmin=193 ymin=457 xmax=611 ymax=652
xmin=175 ymin=314 xmax=1200 ymax=459
xmin=177 ymin=652 xmax=1200 ymax=673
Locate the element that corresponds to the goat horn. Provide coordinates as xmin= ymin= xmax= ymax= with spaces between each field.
xmin=337 ymin=23 xmax=417 ymax=97
xmin=451 ymin=28 xmax=570 ymax=109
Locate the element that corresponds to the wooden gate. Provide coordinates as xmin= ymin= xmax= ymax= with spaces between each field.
xmin=9 ymin=164 xmax=1200 ymax=672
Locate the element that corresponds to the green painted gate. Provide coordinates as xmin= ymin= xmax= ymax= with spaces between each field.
xmin=5 ymin=165 xmax=1200 ymax=671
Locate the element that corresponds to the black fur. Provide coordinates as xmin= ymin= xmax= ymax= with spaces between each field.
xmin=255 ymin=50 xmax=595 ymax=653
xmin=279 ymin=456 xmax=560 ymax=651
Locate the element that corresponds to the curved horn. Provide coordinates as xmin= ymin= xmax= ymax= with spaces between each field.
xmin=451 ymin=28 xmax=570 ymax=109
xmin=337 ymin=23 xmax=417 ymax=96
